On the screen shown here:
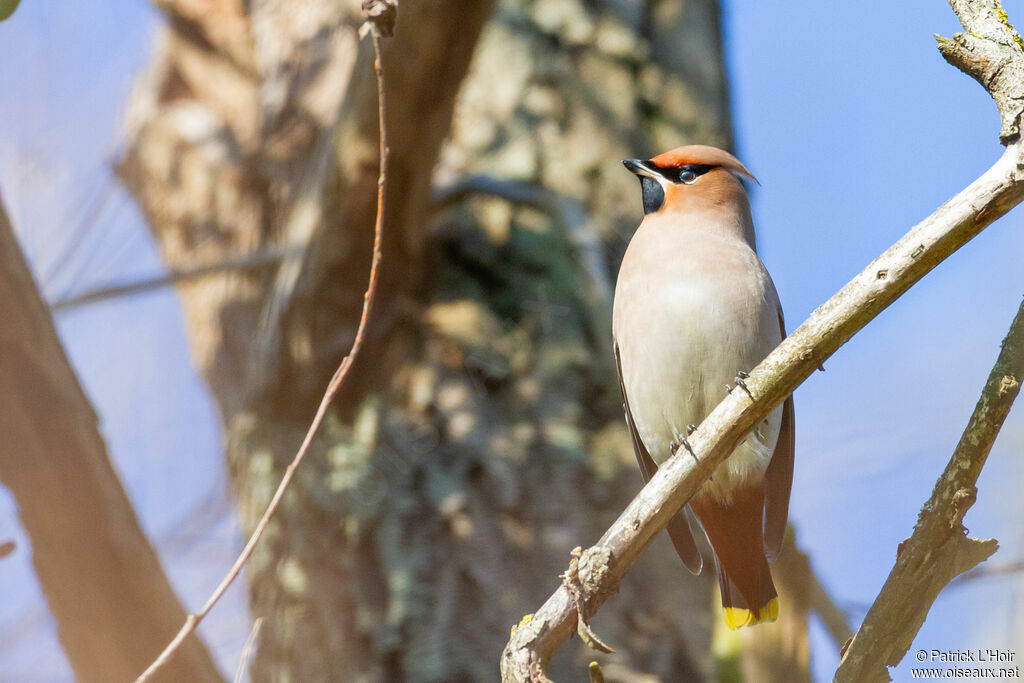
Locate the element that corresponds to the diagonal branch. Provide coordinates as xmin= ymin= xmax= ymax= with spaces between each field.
xmin=834 ymin=296 xmax=1024 ymax=682
xmin=772 ymin=535 xmax=853 ymax=653
xmin=500 ymin=2 xmax=1024 ymax=679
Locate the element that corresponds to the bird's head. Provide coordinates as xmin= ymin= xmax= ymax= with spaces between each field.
xmin=622 ymin=144 xmax=758 ymax=216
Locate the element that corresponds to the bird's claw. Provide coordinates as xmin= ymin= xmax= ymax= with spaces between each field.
xmin=733 ymin=371 xmax=753 ymax=399
xmin=678 ymin=437 xmax=698 ymax=462
xmin=686 ymin=424 xmax=697 ymax=436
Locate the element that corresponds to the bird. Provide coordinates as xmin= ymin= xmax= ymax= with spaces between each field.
xmin=612 ymin=144 xmax=794 ymax=630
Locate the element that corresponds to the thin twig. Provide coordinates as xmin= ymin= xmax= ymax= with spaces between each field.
xmin=134 ymin=24 xmax=390 ymax=683
xmin=49 ymin=247 xmax=292 ymax=311
xmin=950 ymin=559 xmax=1024 ymax=587
xmin=772 ymin=536 xmax=853 ymax=653
xmin=835 ymin=297 xmax=1024 ymax=682
xmin=807 ymin=565 xmax=853 ymax=654
xmin=233 ymin=617 xmax=263 ymax=683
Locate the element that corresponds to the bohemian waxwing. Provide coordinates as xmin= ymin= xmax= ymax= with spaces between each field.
xmin=613 ymin=144 xmax=794 ymax=629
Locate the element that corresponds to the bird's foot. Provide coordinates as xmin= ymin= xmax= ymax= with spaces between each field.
xmin=686 ymin=424 xmax=697 ymax=436
xmin=733 ymin=371 xmax=753 ymax=400
xmin=677 ymin=437 xmax=698 ymax=462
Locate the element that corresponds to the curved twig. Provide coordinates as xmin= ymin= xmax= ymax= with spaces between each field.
xmin=233 ymin=617 xmax=263 ymax=683
xmin=134 ymin=20 xmax=391 ymax=683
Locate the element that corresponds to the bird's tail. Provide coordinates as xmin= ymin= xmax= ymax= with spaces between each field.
xmin=691 ymin=483 xmax=779 ymax=630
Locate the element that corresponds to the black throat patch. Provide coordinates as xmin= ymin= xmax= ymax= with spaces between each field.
xmin=640 ymin=176 xmax=664 ymax=215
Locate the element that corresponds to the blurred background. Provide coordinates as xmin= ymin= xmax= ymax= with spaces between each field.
xmin=0 ymin=1 xmax=1022 ymax=681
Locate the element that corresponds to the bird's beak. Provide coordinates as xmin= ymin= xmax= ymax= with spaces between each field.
xmin=622 ymin=158 xmax=661 ymax=180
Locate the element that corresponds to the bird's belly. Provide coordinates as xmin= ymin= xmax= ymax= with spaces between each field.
xmin=617 ymin=283 xmax=781 ymax=503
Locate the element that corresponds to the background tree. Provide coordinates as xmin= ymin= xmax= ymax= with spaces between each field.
xmin=0 ymin=194 xmax=222 ymax=682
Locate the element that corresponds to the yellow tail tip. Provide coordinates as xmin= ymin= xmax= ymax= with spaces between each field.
xmin=723 ymin=597 xmax=780 ymax=630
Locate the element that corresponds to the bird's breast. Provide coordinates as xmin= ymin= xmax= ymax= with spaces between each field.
xmin=613 ymin=229 xmax=782 ymax=496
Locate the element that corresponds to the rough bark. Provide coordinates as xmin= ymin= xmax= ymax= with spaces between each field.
xmin=119 ymin=0 xmax=742 ymax=680
xmin=0 ymin=196 xmax=223 ymax=682
xmin=936 ymin=0 xmax=1024 ymax=143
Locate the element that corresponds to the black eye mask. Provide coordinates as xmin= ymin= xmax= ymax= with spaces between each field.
xmin=638 ymin=164 xmax=717 ymax=214
xmin=673 ymin=164 xmax=715 ymax=184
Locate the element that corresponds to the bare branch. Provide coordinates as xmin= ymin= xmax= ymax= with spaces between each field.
xmin=233 ymin=617 xmax=263 ymax=683
xmin=134 ymin=14 xmax=393 ymax=682
xmin=807 ymin=569 xmax=854 ymax=654
xmin=49 ymin=247 xmax=290 ymax=311
xmin=950 ymin=559 xmax=1024 ymax=586
xmin=772 ymin=536 xmax=853 ymax=653
xmin=937 ymin=0 xmax=1024 ymax=143
xmin=834 ymin=295 xmax=1024 ymax=682
xmin=501 ymin=1 xmax=1024 ymax=676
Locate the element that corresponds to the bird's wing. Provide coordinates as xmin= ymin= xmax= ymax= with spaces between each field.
xmin=615 ymin=343 xmax=703 ymax=575
xmin=763 ymin=306 xmax=795 ymax=561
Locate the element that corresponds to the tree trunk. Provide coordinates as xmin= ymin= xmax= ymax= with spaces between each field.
xmin=118 ymin=0 xmax=763 ymax=679
xmin=0 ymin=196 xmax=223 ymax=682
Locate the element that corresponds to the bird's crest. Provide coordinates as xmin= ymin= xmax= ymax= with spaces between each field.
xmin=649 ymin=144 xmax=759 ymax=184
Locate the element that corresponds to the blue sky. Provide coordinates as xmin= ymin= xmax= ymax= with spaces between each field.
xmin=0 ymin=1 xmax=1021 ymax=681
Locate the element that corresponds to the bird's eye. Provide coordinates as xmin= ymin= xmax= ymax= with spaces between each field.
xmin=679 ymin=169 xmax=698 ymax=184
